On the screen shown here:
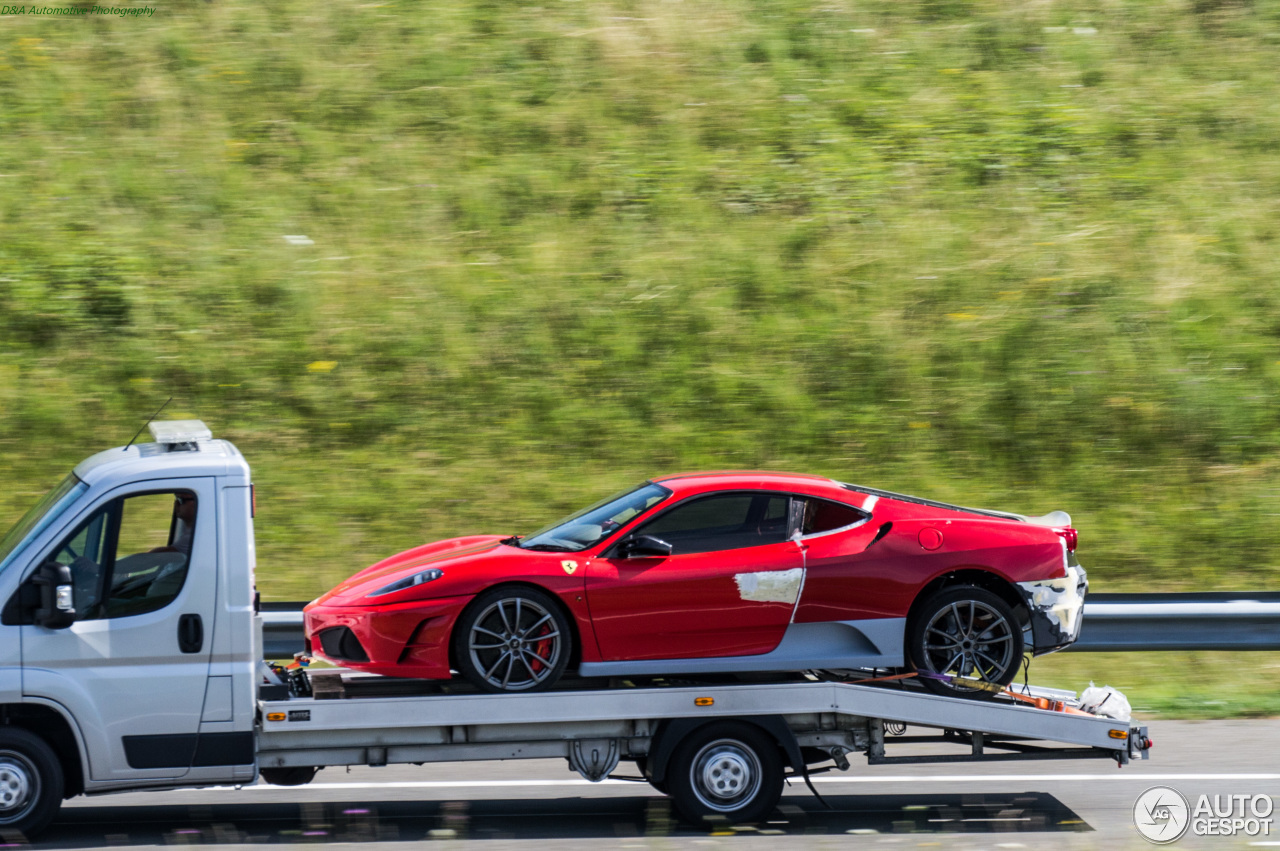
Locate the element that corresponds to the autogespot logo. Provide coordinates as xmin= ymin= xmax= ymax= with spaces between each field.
xmin=1134 ymin=786 xmax=1190 ymax=844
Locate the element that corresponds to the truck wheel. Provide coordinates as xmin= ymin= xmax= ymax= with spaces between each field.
xmin=910 ymin=586 xmax=1023 ymax=700
xmin=453 ymin=586 xmax=572 ymax=693
xmin=0 ymin=727 xmax=65 ymax=839
xmin=666 ymin=722 xmax=783 ymax=825
xmin=259 ymin=766 xmax=319 ymax=787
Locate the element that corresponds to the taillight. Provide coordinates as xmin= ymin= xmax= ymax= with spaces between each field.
xmin=1055 ymin=527 xmax=1078 ymax=551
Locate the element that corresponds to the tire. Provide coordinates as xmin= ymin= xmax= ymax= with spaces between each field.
xmin=0 ymin=727 xmax=65 ymax=839
xmin=909 ymin=585 xmax=1024 ymax=700
xmin=453 ymin=585 xmax=573 ymax=693
xmin=259 ymin=766 xmax=319 ymax=787
xmin=666 ymin=722 xmax=784 ymax=825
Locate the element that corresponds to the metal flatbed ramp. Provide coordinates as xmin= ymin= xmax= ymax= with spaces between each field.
xmin=257 ymin=680 xmax=1133 ymax=768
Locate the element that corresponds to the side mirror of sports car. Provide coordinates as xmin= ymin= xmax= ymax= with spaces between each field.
xmin=620 ymin=534 xmax=673 ymax=559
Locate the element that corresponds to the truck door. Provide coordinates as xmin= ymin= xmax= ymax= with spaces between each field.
xmin=18 ymin=478 xmax=220 ymax=782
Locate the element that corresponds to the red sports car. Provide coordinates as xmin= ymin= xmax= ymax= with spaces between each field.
xmin=304 ymin=472 xmax=1086 ymax=698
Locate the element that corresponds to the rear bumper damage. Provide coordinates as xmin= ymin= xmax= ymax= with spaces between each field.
xmin=1017 ymin=558 xmax=1087 ymax=654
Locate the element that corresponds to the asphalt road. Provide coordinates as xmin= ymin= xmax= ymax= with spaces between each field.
xmin=37 ymin=721 xmax=1280 ymax=850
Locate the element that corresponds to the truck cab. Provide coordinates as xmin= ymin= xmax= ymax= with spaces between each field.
xmin=0 ymin=421 xmax=258 ymax=834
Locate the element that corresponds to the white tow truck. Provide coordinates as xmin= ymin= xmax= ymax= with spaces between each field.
xmin=0 ymin=422 xmax=1151 ymax=837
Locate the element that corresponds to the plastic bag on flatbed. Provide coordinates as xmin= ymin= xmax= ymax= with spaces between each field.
xmin=1078 ymin=683 xmax=1132 ymax=722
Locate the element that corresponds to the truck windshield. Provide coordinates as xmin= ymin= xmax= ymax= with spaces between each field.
xmin=0 ymin=474 xmax=88 ymax=575
xmin=518 ymin=482 xmax=672 ymax=552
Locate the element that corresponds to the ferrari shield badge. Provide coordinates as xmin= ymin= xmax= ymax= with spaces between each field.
xmin=561 ymin=560 xmax=578 ymax=575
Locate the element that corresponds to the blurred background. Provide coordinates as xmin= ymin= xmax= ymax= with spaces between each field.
xmin=1 ymin=0 xmax=1278 ymax=638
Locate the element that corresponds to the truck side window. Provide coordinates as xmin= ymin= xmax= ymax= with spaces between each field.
xmin=40 ymin=490 xmax=197 ymax=622
xmin=103 ymin=492 xmax=196 ymax=619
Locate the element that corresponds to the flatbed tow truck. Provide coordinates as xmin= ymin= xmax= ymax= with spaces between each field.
xmin=0 ymin=422 xmax=1150 ymax=838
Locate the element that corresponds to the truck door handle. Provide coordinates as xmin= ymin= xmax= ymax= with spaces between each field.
xmin=178 ymin=613 xmax=203 ymax=654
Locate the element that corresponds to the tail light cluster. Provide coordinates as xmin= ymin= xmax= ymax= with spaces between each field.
xmin=1054 ymin=527 xmax=1078 ymax=552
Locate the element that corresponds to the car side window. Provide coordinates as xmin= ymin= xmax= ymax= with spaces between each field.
xmin=43 ymin=490 xmax=196 ymax=621
xmin=638 ymin=494 xmax=791 ymax=555
xmin=800 ymin=498 xmax=867 ymax=536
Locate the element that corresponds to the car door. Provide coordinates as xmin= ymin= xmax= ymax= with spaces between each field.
xmin=790 ymin=495 xmax=902 ymax=623
xmin=18 ymin=478 xmax=218 ymax=782
xmin=586 ymin=492 xmax=803 ymax=661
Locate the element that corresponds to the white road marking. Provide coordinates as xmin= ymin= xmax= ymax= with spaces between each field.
xmin=173 ymin=773 xmax=1280 ymax=793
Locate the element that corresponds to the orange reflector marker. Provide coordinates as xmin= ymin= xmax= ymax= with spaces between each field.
xmin=694 ymin=697 xmax=714 ymax=707
xmin=1109 ymin=729 xmax=1129 ymax=740
xmin=266 ymin=712 xmax=286 ymax=722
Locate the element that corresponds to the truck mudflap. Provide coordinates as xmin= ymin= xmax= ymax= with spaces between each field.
xmin=1018 ymin=558 xmax=1088 ymax=653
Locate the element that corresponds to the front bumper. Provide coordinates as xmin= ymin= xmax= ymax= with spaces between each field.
xmin=1017 ymin=559 xmax=1088 ymax=655
xmin=303 ymin=595 xmax=470 ymax=679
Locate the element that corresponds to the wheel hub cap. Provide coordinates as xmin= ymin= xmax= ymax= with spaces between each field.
xmin=703 ymin=753 xmax=750 ymax=799
xmin=690 ymin=740 xmax=763 ymax=813
xmin=0 ymin=761 xmax=31 ymax=813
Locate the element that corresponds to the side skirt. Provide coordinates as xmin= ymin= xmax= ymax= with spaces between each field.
xmin=578 ymin=618 xmax=906 ymax=677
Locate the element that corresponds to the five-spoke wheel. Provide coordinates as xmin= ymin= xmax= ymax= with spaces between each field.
xmin=454 ymin=586 xmax=572 ymax=693
xmin=909 ymin=586 xmax=1024 ymax=699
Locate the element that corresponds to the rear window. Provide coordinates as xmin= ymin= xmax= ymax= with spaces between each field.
xmin=800 ymin=499 xmax=867 ymax=536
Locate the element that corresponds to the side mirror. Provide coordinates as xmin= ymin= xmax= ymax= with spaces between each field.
xmin=32 ymin=561 xmax=76 ymax=629
xmin=620 ymin=534 xmax=673 ymax=559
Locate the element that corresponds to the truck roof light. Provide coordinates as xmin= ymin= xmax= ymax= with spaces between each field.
xmin=148 ymin=420 xmax=212 ymax=450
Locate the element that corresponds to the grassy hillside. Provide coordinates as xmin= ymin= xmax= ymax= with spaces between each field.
xmin=2 ymin=0 xmax=1280 ymax=599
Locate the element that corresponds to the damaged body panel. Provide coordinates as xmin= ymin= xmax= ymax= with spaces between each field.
xmin=1018 ymin=555 xmax=1089 ymax=654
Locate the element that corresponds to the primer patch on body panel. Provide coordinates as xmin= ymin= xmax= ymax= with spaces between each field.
xmin=1018 ymin=561 xmax=1087 ymax=649
xmin=735 ymin=568 xmax=804 ymax=604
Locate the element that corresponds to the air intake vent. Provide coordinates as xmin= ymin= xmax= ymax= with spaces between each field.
xmin=317 ymin=626 xmax=369 ymax=663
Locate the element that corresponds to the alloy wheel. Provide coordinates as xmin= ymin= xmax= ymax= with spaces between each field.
xmin=920 ymin=599 xmax=1016 ymax=686
xmin=467 ymin=595 xmax=564 ymax=691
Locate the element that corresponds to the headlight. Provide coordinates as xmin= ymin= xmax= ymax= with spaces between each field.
xmin=368 ymin=568 xmax=444 ymax=598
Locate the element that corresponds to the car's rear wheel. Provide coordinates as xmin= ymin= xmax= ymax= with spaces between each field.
xmin=909 ymin=586 xmax=1023 ymax=700
xmin=454 ymin=586 xmax=572 ymax=693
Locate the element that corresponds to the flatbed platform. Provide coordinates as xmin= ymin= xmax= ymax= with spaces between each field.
xmin=257 ymin=673 xmax=1150 ymax=787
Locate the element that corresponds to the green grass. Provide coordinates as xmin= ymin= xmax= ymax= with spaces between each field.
xmin=1033 ymin=651 xmax=1280 ymax=719
xmin=2 ymin=0 xmax=1280 ymax=615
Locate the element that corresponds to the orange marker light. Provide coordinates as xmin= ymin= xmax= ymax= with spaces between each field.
xmin=1108 ymin=729 xmax=1129 ymax=739
xmin=266 ymin=712 xmax=286 ymax=722
xmin=694 ymin=697 xmax=714 ymax=707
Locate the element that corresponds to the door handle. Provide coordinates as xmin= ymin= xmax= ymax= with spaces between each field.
xmin=178 ymin=613 xmax=203 ymax=654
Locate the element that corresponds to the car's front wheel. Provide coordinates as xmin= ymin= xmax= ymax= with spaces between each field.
xmin=909 ymin=586 xmax=1024 ymax=700
xmin=454 ymin=586 xmax=572 ymax=693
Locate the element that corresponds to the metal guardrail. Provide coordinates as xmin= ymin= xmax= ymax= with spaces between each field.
xmin=258 ymin=594 xmax=1280 ymax=660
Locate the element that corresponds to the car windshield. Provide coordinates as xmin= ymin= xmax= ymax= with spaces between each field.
xmin=518 ymin=482 xmax=672 ymax=552
xmin=0 ymin=473 xmax=88 ymax=575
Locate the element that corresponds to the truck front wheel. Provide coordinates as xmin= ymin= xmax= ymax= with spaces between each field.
xmin=0 ymin=727 xmax=65 ymax=839
xmin=666 ymin=722 xmax=783 ymax=825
